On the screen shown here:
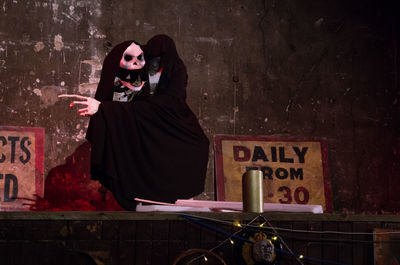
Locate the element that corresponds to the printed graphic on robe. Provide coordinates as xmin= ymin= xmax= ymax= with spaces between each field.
xmin=0 ymin=126 xmax=44 ymax=211
xmin=214 ymin=135 xmax=332 ymax=212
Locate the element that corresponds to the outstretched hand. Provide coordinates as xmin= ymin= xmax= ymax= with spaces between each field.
xmin=58 ymin=94 xmax=100 ymax=116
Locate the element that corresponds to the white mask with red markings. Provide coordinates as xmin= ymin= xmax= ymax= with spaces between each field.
xmin=113 ymin=42 xmax=146 ymax=102
xmin=119 ymin=42 xmax=145 ymax=70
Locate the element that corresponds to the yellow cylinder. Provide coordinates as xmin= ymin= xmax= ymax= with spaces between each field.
xmin=242 ymin=170 xmax=264 ymax=213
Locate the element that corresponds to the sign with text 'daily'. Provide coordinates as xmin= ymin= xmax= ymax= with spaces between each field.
xmin=0 ymin=126 xmax=44 ymax=211
xmin=214 ymin=135 xmax=332 ymax=212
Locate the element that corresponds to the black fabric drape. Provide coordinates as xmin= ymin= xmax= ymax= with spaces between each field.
xmin=86 ymin=35 xmax=209 ymax=210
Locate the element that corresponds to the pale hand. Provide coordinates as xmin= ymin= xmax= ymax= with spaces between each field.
xmin=58 ymin=94 xmax=100 ymax=116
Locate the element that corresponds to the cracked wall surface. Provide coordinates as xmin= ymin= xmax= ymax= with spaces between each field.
xmin=0 ymin=0 xmax=398 ymax=213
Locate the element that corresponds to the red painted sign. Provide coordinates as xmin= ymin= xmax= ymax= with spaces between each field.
xmin=0 ymin=126 xmax=44 ymax=211
xmin=214 ymin=135 xmax=333 ymax=212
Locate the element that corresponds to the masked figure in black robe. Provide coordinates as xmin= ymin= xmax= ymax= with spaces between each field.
xmin=61 ymin=35 xmax=209 ymax=210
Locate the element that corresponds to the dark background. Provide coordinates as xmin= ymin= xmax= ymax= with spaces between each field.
xmin=0 ymin=0 xmax=399 ymax=213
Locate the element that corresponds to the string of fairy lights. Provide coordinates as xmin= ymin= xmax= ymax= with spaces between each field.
xmin=182 ymin=213 xmax=400 ymax=236
xmin=179 ymin=213 xmax=400 ymax=265
xmin=182 ymin=214 xmax=260 ymax=265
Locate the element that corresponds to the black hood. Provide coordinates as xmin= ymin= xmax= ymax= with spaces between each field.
xmin=95 ymin=40 xmax=148 ymax=101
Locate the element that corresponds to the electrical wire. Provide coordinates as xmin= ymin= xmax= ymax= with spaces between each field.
xmin=258 ymin=215 xmax=304 ymax=265
xmin=181 ymin=213 xmax=400 ymax=236
xmin=180 ymin=213 xmax=400 ymax=246
xmin=182 ymin=214 xmax=260 ymax=265
xmin=180 ymin=214 xmax=350 ymax=265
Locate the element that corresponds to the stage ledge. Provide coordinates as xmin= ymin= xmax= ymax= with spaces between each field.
xmin=0 ymin=212 xmax=399 ymax=222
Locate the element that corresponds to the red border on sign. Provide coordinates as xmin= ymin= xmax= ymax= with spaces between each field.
xmin=213 ymin=134 xmax=333 ymax=212
xmin=0 ymin=126 xmax=45 ymax=199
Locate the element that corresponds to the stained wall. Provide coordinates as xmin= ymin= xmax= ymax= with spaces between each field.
xmin=0 ymin=0 xmax=398 ymax=213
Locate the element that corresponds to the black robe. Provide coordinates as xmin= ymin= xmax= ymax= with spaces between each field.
xmin=86 ymin=35 xmax=209 ymax=210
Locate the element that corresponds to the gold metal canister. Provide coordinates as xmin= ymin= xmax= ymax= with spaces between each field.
xmin=242 ymin=170 xmax=264 ymax=213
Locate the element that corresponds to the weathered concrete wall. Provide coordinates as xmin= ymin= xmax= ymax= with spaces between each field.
xmin=0 ymin=0 xmax=398 ymax=213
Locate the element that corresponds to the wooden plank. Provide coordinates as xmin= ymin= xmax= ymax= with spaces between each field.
xmin=1 ymin=211 xmax=400 ymax=222
xmin=307 ymin=221 xmax=322 ymax=265
xmin=151 ymin=240 xmax=169 ymax=265
xmin=151 ymin=220 xmax=169 ymax=241
xmin=322 ymin=221 xmax=339 ymax=264
xmin=25 ymin=220 xmax=69 ymax=240
xmin=292 ymin=221 xmax=308 ymax=264
xmin=119 ymin=220 xmax=137 ymax=240
xmin=0 ymin=242 xmax=16 ymax=265
xmin=168 ymin=220 xmax=186 ymax=241
xmin=375 ymin=223 xmax=400 ymax=265
xmin=101 ymin=220 xmax=120 ymax=240
xmin=367 ymin=222 xmax=381 ymax=265
xmin=168 ymin=241 xmax=185 ymax=265
xmin=151 ymin=220 xmax=170 ymax=265
xmin=0 ymin=220 xmax=30 ymax=240
xmin=277 ymin=221 xmax=295 ymax=265
xmin=68 ymin=220 xmax=102 ymax=240
xmin=383 ymin=221 xmax=400 ymax=230
xmin=200 ymin=223 xmax=217 ymax=250
xmin=135 ymin=220 xmax=153 ymax=265
xmin=118 ymin=241 xmax=136 ymax=265
xmin=0 ymin=217 xmax=398 ymax=265
xmin=69 ymin=240 xmax=112 ymax=265
xmin=185 ymin=219 xmax=202 ymax=249
xmin=338 ymin=221 xmax=353 ymax=265
xmin=214 ymin=239 xmax=235 ymax=265
xmin=213 ymin=221 xmax=237 ymax=264
xmin=136 ymin=220 xmax=153 ymax=240
xmin=353 ymin=221 xmax=369 ymax=265
xmin=215 ymin=222 xmax=232 ymax=242
xmin=135 ymin=241 xmax=152 ymax=265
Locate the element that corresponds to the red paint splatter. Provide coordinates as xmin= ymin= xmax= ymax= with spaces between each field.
xmin=29 ymin=142 xmax=124 ymax=211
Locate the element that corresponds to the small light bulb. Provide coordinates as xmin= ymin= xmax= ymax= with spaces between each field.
xmin=299 ymin=254 xmax=304 ymax=259
xmin=230 ymin=239 xmax=234 ymax=245
xmin=233 ymin=220 xmax=242 ymax=227
xmin=272 ymin=236 xmax=278 ymax=241
xmin=204 ymin=256 xmax=208 ymax=262
xmin=259 ymin=222 xmax=265 ymax=227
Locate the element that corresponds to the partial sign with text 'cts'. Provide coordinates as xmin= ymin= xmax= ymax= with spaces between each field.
xmin=0 ymin=126 xmax=44 ymax=211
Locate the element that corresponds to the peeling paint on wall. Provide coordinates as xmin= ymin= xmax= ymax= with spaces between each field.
xmin=52 ymin=3 xmax=59 ymax=23
xmin=73 ymin=129 xmax=86 ymax=142
xmin=195 ymin=37 xmax=219 ymax=45
xmin=54 ymin=34 xmax=64 ymax=51
xmin=143 ymin=22 xmax=156 ymax=31
xmin=222 ymin=38 xmax=234 ymax=47
xmin=78 ymin=59 xmax=102 ymax=95
xmin=33 ymin=42 xmax=45 ymax=52
xmin=33 ymin=88 xmax=42 ymax=97
xmin=88 ymin=25 xmax=105 ymax=39
xmin=62 ymin=10 xmax=81 ymax=24
xmin=0 ymin=43 xmax=7 ymax=70
xmin=78 ymin=83 xmax=97 ymax=96
xmin=193 ymin=53 xmax=204 ymax=63
xmin=33 ymin=86 xmax=64 ymax=108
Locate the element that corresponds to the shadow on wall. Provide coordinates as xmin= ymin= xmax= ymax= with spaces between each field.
xmin=29 ymin=142 xmax=124 ymax=211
